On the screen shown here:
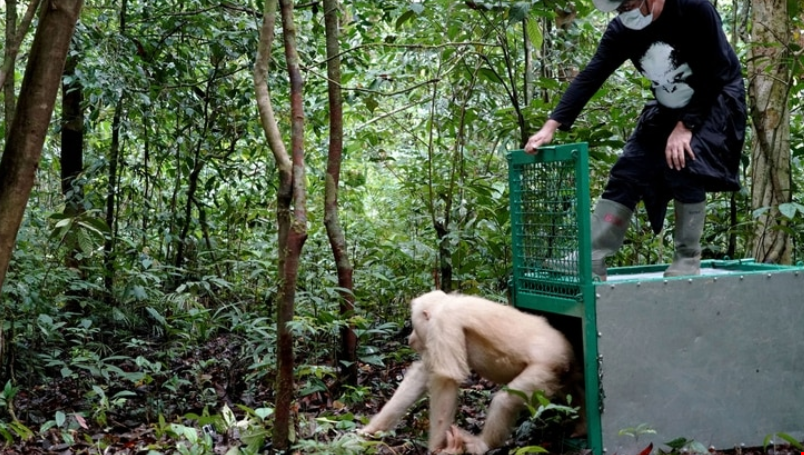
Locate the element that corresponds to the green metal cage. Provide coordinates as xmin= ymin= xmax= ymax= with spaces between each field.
xmin=507 ymin=144 xmax=602 ymax=453
xmin=507 ymin=144 xmax=593 ymax=315
xmin=507 ymin=143 xmax=804 ymax=455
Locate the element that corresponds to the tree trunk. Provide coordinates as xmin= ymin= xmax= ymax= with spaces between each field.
xmin=4 ymin=0 xmax=18 ymax=129
xmin=0 ymin=0 xmax=84 ymax=293
xmin=61 ymin=53 xmax=84 ymax=213
xmin=174 ymin=66 xmax=217 ymax=275
xmin=61 ymin=50 xmax=87 ymax=312
xmin=104 ymin=98 xmax=124 ymax=299
xmin=323 ymin=0 xmax=357 ymax=388
xmin=174 ymin=149 xmax=203 ymax=273
xmin=254 ymin=0 xmax=308 ymax=449
xmin=0 ymin=0 xmax=41 ymax=97
xmin=748 ymin=0 xmax=793 ymax=263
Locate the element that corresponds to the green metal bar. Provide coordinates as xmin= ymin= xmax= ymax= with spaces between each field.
xmin=572 ymin=143 xmax=603 ymax=455
xmin=508 ymin=143 xmax=603 ymax=455
xmin=507 ymin=152 xmax=526 ymax=307
xmin=574 ymin=144 xmax=593 ymax=285
xmin=583 ymin=281 xmax=603 ymax=455
xmin=513 ymin=294 xmax=584 ymax=318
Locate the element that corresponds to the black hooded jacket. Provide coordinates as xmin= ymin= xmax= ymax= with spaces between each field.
xmin=550 ymin=0 xmax=747 ymax=195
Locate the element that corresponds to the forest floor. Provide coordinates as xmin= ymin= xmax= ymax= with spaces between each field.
xmin=3 ymin=333 xmax=802 ymax=455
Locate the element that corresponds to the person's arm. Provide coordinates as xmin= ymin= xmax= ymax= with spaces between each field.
xmin=524 ymin=119 xmax=562 ymax=153
xmin=550 ymin=21 xmax=629 ymax=131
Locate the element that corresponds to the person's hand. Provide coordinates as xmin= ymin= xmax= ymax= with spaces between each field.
xmin=524 ymin=119 xmax=561 ymax=154
xmin=665 ymin=121 xmax=694 ymax=170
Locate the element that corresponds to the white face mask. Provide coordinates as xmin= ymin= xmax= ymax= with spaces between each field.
xmin=619 ymin=0 xmax=653 ymax=30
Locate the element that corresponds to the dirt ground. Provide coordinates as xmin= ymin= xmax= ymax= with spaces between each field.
xmin=3 ymin=334 xmax=802 ymax=454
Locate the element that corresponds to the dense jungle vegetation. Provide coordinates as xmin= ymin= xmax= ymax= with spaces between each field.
xmin=0 ymin=0 xmax=801 ymax=453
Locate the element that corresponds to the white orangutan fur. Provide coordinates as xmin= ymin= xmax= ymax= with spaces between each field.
xmin=358 ymin=290 xmax=586 ymax=454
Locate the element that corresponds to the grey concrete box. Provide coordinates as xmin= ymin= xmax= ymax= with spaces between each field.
xmin=594 ymin=265 xmax=804 ymax=454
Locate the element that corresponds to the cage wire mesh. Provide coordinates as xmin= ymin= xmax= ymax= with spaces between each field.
xmin=509 ymin=145 xmax=591 ymax=300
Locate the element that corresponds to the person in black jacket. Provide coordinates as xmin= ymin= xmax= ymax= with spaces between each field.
xmin=525 ymin=0 xmax=746 ymax=280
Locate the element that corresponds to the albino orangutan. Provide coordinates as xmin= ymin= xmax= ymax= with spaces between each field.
xmin=358 ymin=290 xmax=586 ymax=454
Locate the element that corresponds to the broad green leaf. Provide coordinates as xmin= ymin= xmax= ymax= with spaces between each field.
xmin=775 ymin=432 xmax=804 ymax=449
xmin=478 ymin=68 xmax=502 ymax=83
xmin=255 ymin=408 xmax=274 ymax=420
xmin=778 ymin=202 xmax=798 ymax=219
xmin=55 ymin=411 xmax=66 ymax=428
xmin=509 ymin=2 xmax=530 ymax=23
xmin=513 ymin=446 xmax=549 ymax=454
xmin=665 ymin=437 xmax=689 ymax=450
xmin=525 ymin=17 xmax=543 ymax=51
xmin=365 ymin=96 xmax=379 ymax=113
xmin=396 ymin=10 xmax=416 ymax=29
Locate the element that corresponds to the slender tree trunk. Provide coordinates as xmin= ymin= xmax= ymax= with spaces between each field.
xmin=323 ymin=0 xmax=357 ymax=388
xmin=61 ymin=53 xmax=84 ymax=213
xmin=435 ymin=224 xmax=453 ymax=292
xmin=174 ymin=65 xmax=218 ymax=275
xmin=0 ymin=0 xmax=40 ymax=96
xmin=255 ymin=0 xmax=308 ymax=449
xmin=4 ymin=0 xmax=18 ymax=129
xmin=0 ymin=0 xmax=84 ymax=293
xmin=104 ymin=98 xmax=124 ymax=299
xmin=174 ymin=149 xmax=203 ymax=272
xmin=61 ymin=50 xmax=86 ymax=312
xmin=748 ymin=0 xmax=793 ymax=263
xmin=522 ymin=18 xmax=532 ymax=108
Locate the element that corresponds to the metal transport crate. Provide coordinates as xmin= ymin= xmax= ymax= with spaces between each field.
xmin=507 ymin=145 xmax=804 ymax=455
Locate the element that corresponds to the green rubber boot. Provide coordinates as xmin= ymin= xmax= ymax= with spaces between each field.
xmin=589 ymin=199 xmax=632 ymax=280
xmin=543 ymin=199 xmax=632 ymax=281
xmin=664 ymin=200 xmax=705 ymax=277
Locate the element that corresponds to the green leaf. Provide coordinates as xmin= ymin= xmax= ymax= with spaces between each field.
xmin=221 ymin=404 xmax=237 ymax=428
xmin=752 ymin=206 xmax=771 ymax=218
xmin=478 ymin=68 xmax=502 ymax=83
xmin=54 ymin=218 xmax=72 ymax=229
xmin=111 ymin=390 xmax=138 ymax=399
xmin=146 ymin=307 xmax=168 ymax=325
xmin=131 ymin=285 xmax=148 ymax=301
xmin=788 ymin=0 xmax=800 ymax=18
xmin=664 ymin=437 xmax=689 ymax=450
xmin=396 ymin=10 xmax=416 ymax=29
xmin=509 ymin=2 xmax=530 ymax=23
xmin=55 ymin=411 xmax=66 ymax=428
xmin=364 ymin=96 xmax=379 ymax=113
xmin=10 ymin=420 xmax=34 ymax=439
xmin=686 ymin=440 xmax=708 ymax=454
xmin=778 ymin=202 xmax=798 ymax=219
xmin=774 ymin=432 xmax=804 ymax=450
xmin=525 ymin=18 xmax=543 ymax=51
xmin=357 ymin=354 xmax=385 ymax=367
xmin=513 ymin=446 xmax=549 ymax=454
xmin=255 ymin=407 xmax=274 ymax=420
xmin=0 ymin=426 xmax=14 ymax=443
xmin=763 ymin=433 xmax=774 ymax=450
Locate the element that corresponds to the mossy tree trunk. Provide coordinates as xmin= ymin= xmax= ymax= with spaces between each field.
xmin=748 ymin=0 xmax=794 ymax=263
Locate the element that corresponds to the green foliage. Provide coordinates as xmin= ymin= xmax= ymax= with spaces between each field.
xmin=506 ymin=388 xmax=580 ymax=428
xmin=618 ymin=422 xmax=657 ymax=440
xmin=764 ymin=432 xmax=804 ymax=451
xmin=505 ymin=388 xmax=580 ymax=453
xmin=1 ymin=0 xmax=802 ymax=451
xmin=294 ymin=432 xmax=381 ymax=455
xmin=659 ymin=437 xmax=709 ymax=455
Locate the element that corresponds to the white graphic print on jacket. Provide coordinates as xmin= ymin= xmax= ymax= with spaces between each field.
xmin=639 ymin=42 xmax=693 ymax=109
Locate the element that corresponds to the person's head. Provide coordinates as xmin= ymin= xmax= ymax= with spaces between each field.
xmin=593 ymin=0 xmax=663 ymax=29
